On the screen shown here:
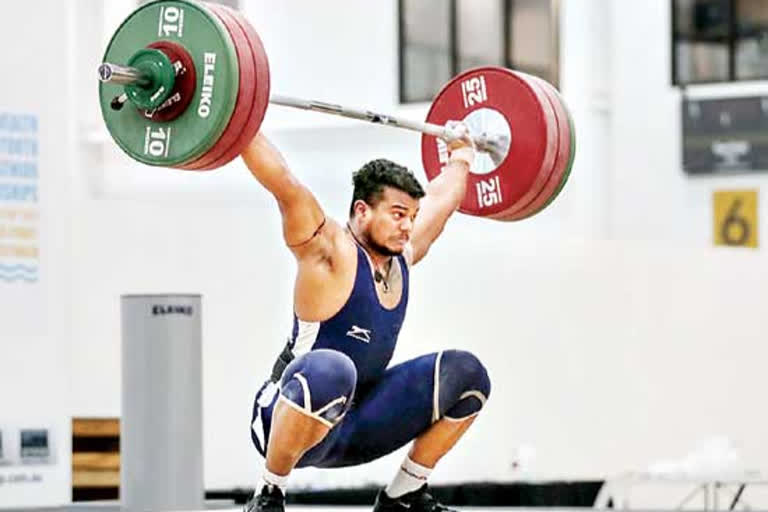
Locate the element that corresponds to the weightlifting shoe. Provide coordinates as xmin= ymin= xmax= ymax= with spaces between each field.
xmin=244 ymin=484 xmax=285 ymax=512
xmin=373 ymin=484 xmax=457 ymax=512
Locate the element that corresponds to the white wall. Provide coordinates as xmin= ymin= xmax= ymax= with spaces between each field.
xmin=59 ymin=0 xmax=768 ymax=501
xmin=0 ymin=1 xmax=76 ymax=507
xmin=609 ymin=1 xmax=768 ymax=245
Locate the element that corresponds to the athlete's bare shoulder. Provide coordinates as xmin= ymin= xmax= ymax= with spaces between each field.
xmin=293 ymin=217 xmax=355 ymax=267
xmin=293 ymin=218 xmax=358 ymax=321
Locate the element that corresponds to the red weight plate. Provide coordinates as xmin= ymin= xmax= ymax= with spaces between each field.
xmin=486 ymin=73 xmax=560 ymax=219
xmin=201 ymin=4 xmax=271 ymax=170
xmin=144 ymin=41 xmax=197 ymax=123
xmin=512 ymin=75 xmax=572 ymax=220
xmin=178 ymin=2 xmax=256 ymax=170
xmin=535 ymin=86 xmax=576 ymax=213
xmin=421 ymin=67 xmax=558 ymax=217
xmin=494 ymin=74 xmax=570 ymax=221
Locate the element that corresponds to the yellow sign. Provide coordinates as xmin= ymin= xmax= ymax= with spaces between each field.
xmin=713 ymin=189 xmax=758 ymax=248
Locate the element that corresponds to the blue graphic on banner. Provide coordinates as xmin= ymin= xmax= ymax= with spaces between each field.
xmin=0 ymin=264 xmax=38 ymax=283
xmin=0 ymin=113 xmax=39 ymax=284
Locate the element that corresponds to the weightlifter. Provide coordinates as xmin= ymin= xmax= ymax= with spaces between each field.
xmin=243 ymin=123 xmax=491 ymax=512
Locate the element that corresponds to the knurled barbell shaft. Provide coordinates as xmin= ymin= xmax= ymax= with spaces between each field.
xmin=268 ymin=94 xmax=506 ymax=154
xmin=269 ymin=94 xmax=452 ymax=140
xmin=97 ymin=62 xmax=509 ymax=156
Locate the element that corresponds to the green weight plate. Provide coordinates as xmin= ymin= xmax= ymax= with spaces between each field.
xmin=99 ymin=0 xmax=239 ymax=166
xmin=179 ymin=2 xmax=256 ymax=170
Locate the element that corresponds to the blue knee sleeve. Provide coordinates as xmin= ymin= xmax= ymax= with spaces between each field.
xmin=436 ymin=350 xmax=491 ymax=420
xmin=280 ymin=349 xmax=357 ymax=426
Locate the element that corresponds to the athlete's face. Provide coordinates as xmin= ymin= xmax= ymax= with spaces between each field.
xmin=357 ymin=187 xmax=419 ymax=256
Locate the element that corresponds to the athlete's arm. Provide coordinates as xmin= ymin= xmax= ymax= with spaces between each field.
xmin=409 ymin=123 xmax=475 ymax=265
xmin=242 ymin=133 xmax=335 ymax=259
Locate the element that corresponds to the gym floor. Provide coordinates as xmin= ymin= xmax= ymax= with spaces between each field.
xmin=12 ymin=508 xmax=599 ymax=512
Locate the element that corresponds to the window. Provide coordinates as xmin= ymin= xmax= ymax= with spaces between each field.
xmin=736 ymin=0 xmax=768 ymax=80
xmin=508 ymin=0 xmax=557 ymax=81
xmin=399 ymin=0 xmax=560 ymax=103
xmin=456 ymin=0 xmax=506 ymax=72
xmin=399 ymin=0 xmax=453 ymax=103
xmin=673 ymin=0 xmax=768 ymax=84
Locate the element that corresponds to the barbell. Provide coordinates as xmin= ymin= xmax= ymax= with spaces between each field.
xmin=97 ymin=0 xmax=575 ymax=220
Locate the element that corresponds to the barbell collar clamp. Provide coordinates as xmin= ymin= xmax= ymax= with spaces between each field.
xmin=98 ymin=63 xmax=151 ymax=87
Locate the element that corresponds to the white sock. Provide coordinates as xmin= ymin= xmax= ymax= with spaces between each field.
xmin=385 ymin=456 xmax=433 ymax=498
xmin=260 ymin=467 xmax=290 ymax=494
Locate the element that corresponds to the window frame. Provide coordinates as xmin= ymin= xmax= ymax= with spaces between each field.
xmin=671 ymin=0 xmax=768 ymax=85
xmin=398 ymin=0 xmax=561 ymax=104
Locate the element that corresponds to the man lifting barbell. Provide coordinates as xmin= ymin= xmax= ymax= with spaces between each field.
xmin=242 ymin=124 xmax=490 ymax=512
xmin=96 ymin=2 xmax=576 ymax=511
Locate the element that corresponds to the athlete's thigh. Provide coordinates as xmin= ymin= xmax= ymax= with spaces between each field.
xmin=303 ymin=352 xmax=439 ymax=468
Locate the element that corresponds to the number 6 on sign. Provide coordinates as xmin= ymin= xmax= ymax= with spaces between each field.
xmin=713 ymin=189 xmax=758 ymax=248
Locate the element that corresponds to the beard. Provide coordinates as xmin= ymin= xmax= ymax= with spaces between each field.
xmin=365 ymin=230 xmax=403 ymax=257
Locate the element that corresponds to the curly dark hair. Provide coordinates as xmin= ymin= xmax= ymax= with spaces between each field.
xmin=349 ymin=158 xmax=425 ymax=216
